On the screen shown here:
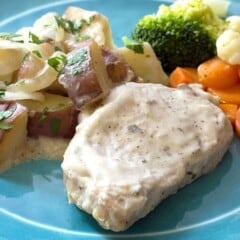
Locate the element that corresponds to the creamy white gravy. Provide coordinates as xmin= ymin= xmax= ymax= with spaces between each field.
xmin=62 ymin=82 xmax=233 ymax=187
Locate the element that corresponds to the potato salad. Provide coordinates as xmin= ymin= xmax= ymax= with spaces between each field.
xmin=0 ymin=6 xmax=167 ymax=172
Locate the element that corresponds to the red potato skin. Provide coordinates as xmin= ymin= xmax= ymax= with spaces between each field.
xmin=59 ymin=40 xmax=137 ymax=110
xmin=101 ymin=47 xmax=137 ymax=83
xmin=59 ymin=40 xmax=103 ymax=110
xmin=27 ymin=106 xmax=79 ymax=139
xmin=17 ymin=53 xmax=44 ymax=79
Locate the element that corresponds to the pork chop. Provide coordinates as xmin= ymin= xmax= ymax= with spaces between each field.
xmin=61 ymin=82 xmax=233 ymax=231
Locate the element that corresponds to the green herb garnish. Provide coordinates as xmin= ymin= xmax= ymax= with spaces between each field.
xmin=71 ymin=68 xmax=84 ymax=76
xmin=54 ymin=46 xmax=62 ymax=52
xmin=48 ymin=54 xmax=67 ymax=72
xmin=29 ymin=32 xmax=43 ymax=44
xmin=74 ymin=33 xmax=91 ymax=42
xmin=0 ymin=104 xmax=17 ymax=130
xmin=0 ymin=104 xmax=17 ymax=121
xmin=122 ymin=36 xmax=144 ymax=54
xmin=21 ymin=53 xmax=30 ymax=64
xmin=50 ymin=118 xmax=61 ymax=135
xmin=0 ymin=32 xmax=23 ymax=42
xmin=39 ymin=107 xmax=48 ymax=122
xmin=0 ymin=121 xmax=13 ymax=130
xmin=32 ymin=50 xmax=42 ymax=58
xmin=0 ymin=89 xmax=5 ymax=99
xmin=55 ymin=16 xmax=76 ymax=34
xmin=65 ymin=49 xmax=88 ymax=76
xmin=54 ymin=15 xmax=95 ymax=34
xmin=67 ymin=49 xmax=88 ymax=66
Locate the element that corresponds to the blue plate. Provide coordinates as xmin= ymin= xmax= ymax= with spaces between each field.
xmin=0 ymin=0 xmax=240 ymax=239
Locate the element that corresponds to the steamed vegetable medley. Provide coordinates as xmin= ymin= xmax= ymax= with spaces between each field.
xmin=131 ymin=0 xmax=240 ymax=136
xmin=0 ymin=0 xmax=240 ymax=148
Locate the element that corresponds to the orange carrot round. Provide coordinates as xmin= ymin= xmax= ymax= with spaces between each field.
xmin=198 ymin=57 xmax=239 ymax=89
xmin=208 ymin=84 xmax=240 ymax=104
xmin=169 ymin=67 xmax=198 ymax=88
xmin=219 ymin=103 xmax=238 ymax=125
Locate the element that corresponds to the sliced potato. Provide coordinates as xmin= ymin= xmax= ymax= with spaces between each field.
xmin=2 ymin=91 xmax=45 ymax=102
xmin=0 ymin=40 xmax=27 ymax=75
xmin=20 ymin=93 xmax=78 ymax=138
xmin=0 ymin=102 xmax=28 ymax=173
xmin=17 ymin=52 xmax=45 ymax=79
xmin=101 ymin=47 xmax=138 ymax=83
xmin=46 ymin=79 xmax=67 ymax=96
xmin=59 ymin=39 xmax=111 ymax=110
xmin=116 ymin=42 xmax=169 ymax=85
xmin=7 ymin=60 xmax=58 ymax=93
xmin=63 ymin=6 xmax=114 ymax=50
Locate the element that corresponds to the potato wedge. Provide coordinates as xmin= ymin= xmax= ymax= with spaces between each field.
xmin=0 ymin=102 xmax=28 ymax=172
xmin=0 ymin=40 xmax=28 ymax=75
xmin=101 ymin=47 xmax=138 ymax=83
xmin=116 ymin=42 xmax=168 ymax=85
xmin=46 ymin=79 xmax=67 ymax=96
xmin=63 ymin=6 xmax=114 ymax=50
xmin=20 ymin=93 xmax=78 ymax=138
xmin=59 ymin=39 xmax=111 ymax=110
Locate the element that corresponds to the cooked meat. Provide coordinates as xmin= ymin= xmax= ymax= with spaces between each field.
xmin=61 ymin=82 xmax=233 ymax=232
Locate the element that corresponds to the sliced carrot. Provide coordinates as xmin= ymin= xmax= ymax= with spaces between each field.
xmin=169 ymin=67 xmax=198 ymax=88
xmin=219 ymin=103 xmax=238 ymax=125
xmin=208 ymin=84 xmax=240 ymax=104
xmin=198 ymin=57 xmax=239 ymax=89
xmin=235 ymin=107 xmax=240 ymax=137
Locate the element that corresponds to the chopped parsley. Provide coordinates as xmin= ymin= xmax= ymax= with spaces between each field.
xmin=54 ymin=46 xmax=62 ymax=52
xmin=39 ymin=107 xmax=48 ymax=122
xmin=0 ymin=104 xmax=17 ymax=121
xmin=0 ymin=33 xmax=23 ymax=42
xmin=54 ymin=15 xmax=95 ymax=34
xmin=71 ymin=68 xmax=84 ymax=76
xmin=32 ymin=50 xmax=42 ymax=58
xmin=0 ymin=89 xmax=5 ymax=99
xmin=21 ymin=53 xmax=30 ymax=64
xmin=55 ymin=16 xmax=78 ymax=34
xmin=57 ymin=103 xmax=66 ymax=108
xmin=0 ymin=121 xmax=13 ymax=130
xmin=48 ymin=54 xmax=67 ymax=72
xmin=0 ymin=104 xmax=17 ymax=130
xmin=50 ymin=118 xmax=61 ymax=135
xmin=64 ymin=49 xmax=88 ymax=76
xmin=74 ymin=33 xmax=91 ymax=42
xmin=122 ymin=36 xmax=144 ymax=54
xmin=29 ymin=32 xmax=43 ymax=44
xmin=67 ymin=49 xmax=88 ymax=66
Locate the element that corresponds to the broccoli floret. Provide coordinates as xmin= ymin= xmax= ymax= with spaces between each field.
xmin=131 ymin=0 xmax=226 ymax=73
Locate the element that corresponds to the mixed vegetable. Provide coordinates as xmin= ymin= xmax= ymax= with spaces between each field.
xmin=128 ymin=0 xmax=240 ymax=136
xmin=169 ymin=56 xmax=240 ymax=136
xmin=131 ymin=0 xmax=227 ymax=73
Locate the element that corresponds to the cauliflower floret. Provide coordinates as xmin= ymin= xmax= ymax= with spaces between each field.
xmin=216 ymin=16 xmax=240 ymax=64
xmin=217 ymin=30 xmax=240 ymax=64
xmin=226 ymin=16 xmax=240 ymax=32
